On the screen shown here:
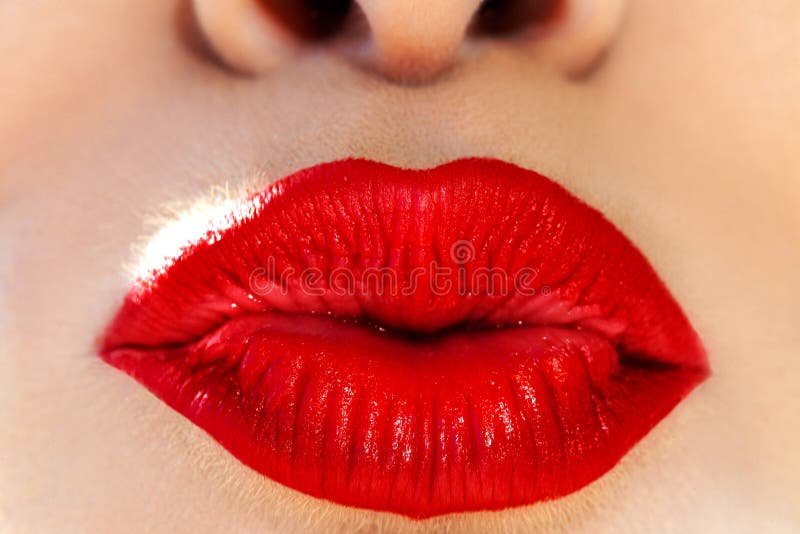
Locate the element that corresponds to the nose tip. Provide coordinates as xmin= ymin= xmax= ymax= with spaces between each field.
xmin=356 ymin=0 xmax=484 ymax=82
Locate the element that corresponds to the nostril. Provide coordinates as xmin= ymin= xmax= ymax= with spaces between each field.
xmin=472 ymin=0 xmax=563 ymax=36
xmin=193 ymin=0 xmax=363 ymax=75
xmin=471 ymin=0 xmax=625 ymax=77
xmin=258 ymin=0 xmax=354 ymax=41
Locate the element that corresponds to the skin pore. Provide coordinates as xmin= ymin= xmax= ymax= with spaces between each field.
xmin=1 ymin=0 xmax=798 ymax=532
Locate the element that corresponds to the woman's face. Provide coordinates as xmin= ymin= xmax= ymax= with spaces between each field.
xmin=2 ymin=0 xmax=798 ymax=531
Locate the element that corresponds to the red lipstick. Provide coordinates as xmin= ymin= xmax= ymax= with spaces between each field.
xmin=100 ymin=158 xmax=708 ymax=518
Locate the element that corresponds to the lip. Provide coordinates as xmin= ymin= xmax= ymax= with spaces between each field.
xmin=100 ymin=158 xmax=708 ymax=518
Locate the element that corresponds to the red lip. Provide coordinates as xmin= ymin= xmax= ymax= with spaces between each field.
xmin=100 ymin=158 xmax=708 ymax=518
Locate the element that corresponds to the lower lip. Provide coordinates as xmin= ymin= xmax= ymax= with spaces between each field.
xmin=100 ymin=158 xmax=708 ymax=518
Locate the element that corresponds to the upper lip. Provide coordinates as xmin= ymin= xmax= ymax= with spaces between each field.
xmin=100 ymin=158 xmax=708 ymax=518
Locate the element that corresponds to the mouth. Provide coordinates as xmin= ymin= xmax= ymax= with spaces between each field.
xmin=100 ymin=158 xmax=708 ymax=518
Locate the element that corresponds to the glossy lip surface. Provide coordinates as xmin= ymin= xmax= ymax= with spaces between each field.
xmin=100 ymin=158 xmax=709 ymax=518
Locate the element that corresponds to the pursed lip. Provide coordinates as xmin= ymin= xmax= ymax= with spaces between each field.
xmin=100 ymin=158 xmax=708 ymax=518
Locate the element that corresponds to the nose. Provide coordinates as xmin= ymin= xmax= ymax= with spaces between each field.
xmin=355 ymin=0 xmax=483 ymax=81
xmin=194 ymin=0 xmax=624 ymax=82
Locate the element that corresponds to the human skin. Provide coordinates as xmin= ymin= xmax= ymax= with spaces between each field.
xmin=0 ymin=0 xmax=798 ymax=532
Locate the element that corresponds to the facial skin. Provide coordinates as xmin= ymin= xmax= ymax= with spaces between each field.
xmin=1 ymin=0 xmax=798 ymax=532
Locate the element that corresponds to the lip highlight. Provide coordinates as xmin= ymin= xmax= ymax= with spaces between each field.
xmin=100 ymin=158 xmax=708 ymax=518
